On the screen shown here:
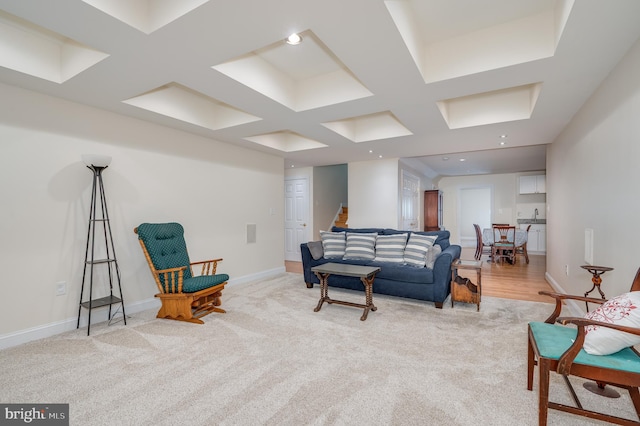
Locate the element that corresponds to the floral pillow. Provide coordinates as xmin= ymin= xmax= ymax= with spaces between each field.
xmin=583 ymin=292 xmax=640 ymax=355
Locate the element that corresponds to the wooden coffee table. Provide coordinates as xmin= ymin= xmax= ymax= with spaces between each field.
xmin=311 ymin=262 xmax=381 ymax=321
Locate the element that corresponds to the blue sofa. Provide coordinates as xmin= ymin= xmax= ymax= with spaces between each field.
xmin=300 ymin=227 xmax=461 ymax=308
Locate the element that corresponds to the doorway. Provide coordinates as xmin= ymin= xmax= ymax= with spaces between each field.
xmin=459 ymin=187 xmax=491 ymax=247
xmin=284 ymin=177 xmax=309 ymax=261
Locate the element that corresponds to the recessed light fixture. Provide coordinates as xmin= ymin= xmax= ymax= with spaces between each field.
xmin=499 ymin=141 xmax=506 ymax=146
xmin=500 ymin=134 xmax=508 ymax=139
xmin=369 ymin=150 xmax=373 ymax=153
xmin=290 ymin=165 xmax=295 ymax=168
xmin=285 ymin=33 xmax=302 ymax=45
xmin=459 ymin=158 xmax=466 ymax=162
xmin=442 ymin=156 xmax=449 ymax=161
xmin=379 ymin=155 xmax=383 ymax=158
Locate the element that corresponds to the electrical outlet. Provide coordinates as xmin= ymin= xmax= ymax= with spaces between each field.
xmin=565 ymin=265 xmax=569 ymax=276
xmin=56 ymin=281 xmax=66 ymax=296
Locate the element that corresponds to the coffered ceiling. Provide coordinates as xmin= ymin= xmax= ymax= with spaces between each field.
xmin=0 ymin=0 xmax=639 ymax=177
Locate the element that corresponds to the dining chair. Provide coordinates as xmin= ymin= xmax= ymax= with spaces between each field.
xmin=491 ymin=225 xmax=516 ymax=264
xmin=473 ymin=224 xmax=492 ymax=261
xmin=515 ymin=224 xmax=531 ymax=264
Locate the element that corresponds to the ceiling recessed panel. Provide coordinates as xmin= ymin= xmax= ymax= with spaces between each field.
xmin=323 ymin=111 xmax=412 ymax=143
xmin=212 ymin=30 xmax=372 ymax=112
xmin=0 ymin=10 xmax=109 ymax=84
xmin=385 ymin=0 xmax=574 ymax=83
xmin=244 ymin=131 xmax=327 ymax=152
xmin=123 ymin=83 xmax=261 ymax=131
xmin=81 ymin=0 xmax=210 ymax=34
xmin=437 ymin=83 xmax=542 ymax=129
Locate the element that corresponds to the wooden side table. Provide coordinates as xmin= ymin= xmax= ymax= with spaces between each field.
xmin=581 ymin=265 xmax=614 ymax=312
xmin=451 ymin=259 xmax=482 ymax=311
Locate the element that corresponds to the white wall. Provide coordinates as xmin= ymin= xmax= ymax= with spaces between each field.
xmin=546 ymin=37 xmax=640 ymax=301
xmin=0 ymin=83 xmax=284 ymax=340
xmin=348 ymin=158 xmax=399 ymax=228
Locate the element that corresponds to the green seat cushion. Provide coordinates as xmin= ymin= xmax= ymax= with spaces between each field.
xmin=182 ymin=274 xmax=229 ymax=293
xmin=137 ymin=223 xmax=193 ymax=281
xmin=529 ymin=321 xmax=640 ymax=373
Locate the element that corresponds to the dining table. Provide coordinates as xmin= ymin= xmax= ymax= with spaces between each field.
xmin=482 ymin=227 xmax=528 ymax=247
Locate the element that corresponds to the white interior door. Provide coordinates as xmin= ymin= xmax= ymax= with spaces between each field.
xmin=400 ymin=171 xmax=420 ymax=231
xmin=284 ymin=178 xmax=309 ymax=261
xmin=459 ymin=187 xmax=491 ymax=247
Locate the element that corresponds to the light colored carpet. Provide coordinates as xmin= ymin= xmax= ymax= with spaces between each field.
xmin=1 ymin=273 xmax=637 ymax=425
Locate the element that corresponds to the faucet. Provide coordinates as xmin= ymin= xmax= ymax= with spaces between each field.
xmin=534 ymin=208 xmax=539 ymax=222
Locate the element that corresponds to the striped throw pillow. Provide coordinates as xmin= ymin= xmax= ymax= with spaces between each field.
xmin=343 ymin=233 xmax=377 ymax=261
xmin=320 ymin=231 xmax=346 ymax=259
xmin=374 ymin=233 xmax=408 ymax=263
xmin=404 ymin=233 xmax=437 ymax=267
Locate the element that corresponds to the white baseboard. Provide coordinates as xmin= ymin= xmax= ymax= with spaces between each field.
xmin=227 ymin=266 xmax=286 ymax=286
xmin=545 ymin=272 xmax=584 ymax=316
xmin=0 ymin=267 xmax=286 ymax=350
xmin=0 ymin=297 xmax=160 ymax=351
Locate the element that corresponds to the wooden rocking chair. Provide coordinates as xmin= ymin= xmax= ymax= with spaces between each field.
xmin=134 ymin=222 xmax=228 ymax=324
xmin=528 ymin=268 xmax=640 ymax=425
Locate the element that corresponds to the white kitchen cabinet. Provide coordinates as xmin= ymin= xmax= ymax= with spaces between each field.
xmin=519 ymin=175 xmax=546 ymax=194
xmin=520 ymin=224 xmax=546 ymax=253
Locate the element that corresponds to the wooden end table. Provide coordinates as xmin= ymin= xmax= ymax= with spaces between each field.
xmin=451 ymin=259 xmax=482 ymax=311
xmin=311 ymin=263 xmax=381 ymax=321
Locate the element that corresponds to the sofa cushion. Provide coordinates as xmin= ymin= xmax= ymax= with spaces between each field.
xmin=320 ymin=231 xmax=346 ymax=259
xmin=370 ymin=261 xmax=434 ymax=284
xmin=374 ymin=233 xmax=408 ymax=263
xmin=404 ymin=233 xmax=437 ymax=267
xmin=343 ymin=232 xmax=377 ymax=261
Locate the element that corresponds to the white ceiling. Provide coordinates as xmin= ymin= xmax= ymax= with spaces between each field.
xmin=0 ymin=0 xmax=639 ymax=178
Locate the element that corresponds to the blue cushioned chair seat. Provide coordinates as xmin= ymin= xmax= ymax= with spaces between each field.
xmin=182 ymin=274 xmax=229 ymax=293
xmin=529 ymin=321 xmax=640 ymax=373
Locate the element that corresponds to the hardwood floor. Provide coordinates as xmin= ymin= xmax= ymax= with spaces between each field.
xmin=285 ymin=246 xmax=554 ymax=303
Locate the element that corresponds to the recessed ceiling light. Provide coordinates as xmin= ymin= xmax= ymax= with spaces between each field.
xmin=369 ymin=150 xmax=373 ymax=153
xmin=459 ymin=158 xmax=466 ymax=162
xmin=290 ymin=165 xmax=295 ymax=168
xmin=499 ymin=141 xmax=506 ymax=146
xmin=500 ymin=134 xmax=508 ymax=139
xmin=442 ymin=157 xmax=449 ymax=161
xmin=285 ymin=33 xmax=302 ymax=45
xmin=379 ymin=155 xmax=383 ymax=158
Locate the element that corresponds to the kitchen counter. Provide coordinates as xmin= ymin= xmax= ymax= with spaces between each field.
xmin=517 ymin=219 xmax=546 ymax=224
